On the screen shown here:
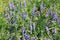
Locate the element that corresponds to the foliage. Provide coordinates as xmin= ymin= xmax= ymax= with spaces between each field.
xmin=0 ymin=0 xmax=60 ymax=40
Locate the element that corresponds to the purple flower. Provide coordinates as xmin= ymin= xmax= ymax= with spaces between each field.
xmin=45 ymin=13 xmax=48 ymax=17
xmin=45 ymin=9 xmax=53 ymax=16
xmin=24 ymin=34 xmax=30 ymax=40
xmin=45 ymin=26 xmax=50 ymax=34
xmin=22 ymin=25 xmax=25 ymax=33
xmin=30 ymin=18 xmax=32 ymax=23
xmin=9 ymin=2 xmax=13 ymax=9
xmin=5 ymin=14 xmax=9 ymax=20
xmin=31 ymin=8 xmax=35 ymax=16
xmin=31 ymin=36 xmax=35 ymax=40
xmin=22 ymin=25 xmax=25 ymax=40
xmin=44 ymin=37 xmax=48 ymax=40
xmin=45 ymin=9 xmax=53 ymax=17
xmin=31 ymin=4 xmax=36 ymax=16
xmin=53 ymin=11 xmax=58 ymax=19
xmin=57 ymin=18 xmax=60 ymax=24
xmin=13 ymin=5 xmax=16 ymax=9
xmin=46 ymin=26 xmax=49 ymax=31
xmin=48 ymin=38 xmax=51 ymax=40
xmin=14 ymin=16 xmax=17 ymax=19
xmin=23 ymin=1 xmax=26 ymax=7
xmin=18 ymin=38 xmax=21 ymax=40
xmin=22 ymin=10 xmax=28 ymax=19
xmin=10 ymin=11 xmax=13 ymax=16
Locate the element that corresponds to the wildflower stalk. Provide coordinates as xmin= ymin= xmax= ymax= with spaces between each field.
xmin=30 ymin=18 xmax=32 ymax=34
xmin=22 ymin=25 xmax=25 ymax=40
xmin=40 ymin=1 xmax=43 ymax=13
xmin=24 ymin=34 xmax=30 ymax=40
xmin=45 ymin=26 xmax=50 ymax=35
